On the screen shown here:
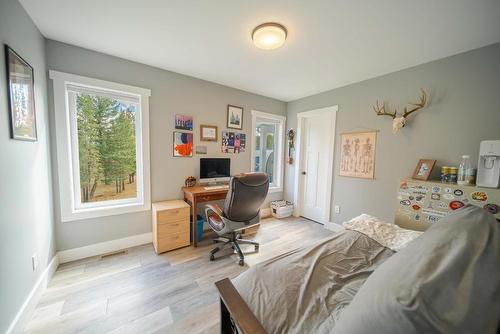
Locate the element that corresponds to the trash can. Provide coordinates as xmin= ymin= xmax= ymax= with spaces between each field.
xmin=190 ymin=215 xmax=204 ymax=242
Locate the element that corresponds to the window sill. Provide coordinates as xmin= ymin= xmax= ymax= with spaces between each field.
xmin=268 ymin=186 xmax=283 ymax=194
xmin=61 ymin=202 xmax=151 ymax=223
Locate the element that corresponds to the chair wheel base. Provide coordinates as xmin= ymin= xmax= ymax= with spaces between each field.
xmin=210 ymin=254 xmax=215 ymax=261
xmin=255 ymin=245 xmax=259 ymax=251
xmin=238 ymin=259 xmax=244 ymax=266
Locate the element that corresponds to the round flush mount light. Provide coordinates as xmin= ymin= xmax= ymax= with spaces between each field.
xmin=252 ymin=22 xmax=287 ymax=50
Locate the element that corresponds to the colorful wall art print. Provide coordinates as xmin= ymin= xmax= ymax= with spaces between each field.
xmin=221 ymin=131 xmax=246 ymax=153
xmin=175 ymin=114 xmax=193 ymax=131
xmin=173 ymin=132 xmax=193 ymax=157
xmin=339 ymin=131 xmax=377 ymax=179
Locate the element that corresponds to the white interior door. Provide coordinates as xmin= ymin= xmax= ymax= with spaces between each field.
xmin=297 ymin=107 xmax=336 ymax=223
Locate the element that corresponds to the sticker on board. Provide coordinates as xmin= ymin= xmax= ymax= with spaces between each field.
xmin=432 ymin=186 xmax=441 ymax=193
xmin=483 ymin=203 xmax=500 ymax=215
xmin=427 ymin=215 xmax=439 ymax=223
xmin=431 ymin=193 xmax=441 ymax=200
xmin=471 ymin=191 xmax=488 ymax=202
xmin=449 ymin=200 xmax=465 ymax=210
xmin=400 ymin=200 xmax=411 ymax=206
xmin=443 ymin=194 xmax=454 ymax=200
xmin=412 ymin=204 xmax=421 ymax=211
xmin=453 ymin=189 xmax=464 ymax=197
xmin=422 ymin=208 xmax=447 ymax=217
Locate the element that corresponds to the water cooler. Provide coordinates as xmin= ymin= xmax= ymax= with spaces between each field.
xmin=477 ymin=140 xmax=500 ymax=188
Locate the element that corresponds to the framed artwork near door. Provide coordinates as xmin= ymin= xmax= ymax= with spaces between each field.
xmin=227 ymin=105 xmax=243 ymax=130
xmin=339 ymin=131 xmax=377 ymax=179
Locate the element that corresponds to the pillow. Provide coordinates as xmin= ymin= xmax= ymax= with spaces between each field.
xmin=334 ymin=205 xmax=500 ymax=334
xmin=343 ymin=214 xmax=423 ymax=251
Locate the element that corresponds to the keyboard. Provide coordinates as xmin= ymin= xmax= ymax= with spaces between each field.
xmin=203 ymin=185 xmax=229 ymax=190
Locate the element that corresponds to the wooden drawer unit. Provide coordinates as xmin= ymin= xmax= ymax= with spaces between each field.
xmin=152 ymin=200 xmax=190 ymax=254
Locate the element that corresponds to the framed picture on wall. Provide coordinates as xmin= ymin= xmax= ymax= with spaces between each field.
xmin=175 ymin=114 xmax=193 ymax=131
xmin=5 ymin=45 xmax=37 ymax=141
xmin=339 ymin=131 xmax=377 ymax=179
xmin=412 ymin=159 xmax=436 ymax=180
xmin=200 ymin=124 xmax=218 ymax=141
xmin=227 ymin=105 xmax=243 ymax=130
xmin=173 ymin=131 xmax=193 ymax=157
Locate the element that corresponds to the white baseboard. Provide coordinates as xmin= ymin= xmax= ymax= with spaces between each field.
xmin=260 ymin=207 xmax=272 ymax=218
xmin=58 ymin=232 xmax=152 ymax=264
xmin=7 ymin=254 xmax=59 ymax=334
xmin=325 ymin=221 xmax=345 ymax=232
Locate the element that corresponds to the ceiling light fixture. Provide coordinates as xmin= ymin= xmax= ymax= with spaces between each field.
xmin=252 ymin=22 xmax=287 ymax=50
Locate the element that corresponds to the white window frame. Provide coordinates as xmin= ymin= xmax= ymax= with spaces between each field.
xmin=250 ymin=110 xmax=286 ymax=193
xmin=49 ymin=70 xmax=151 ymax=222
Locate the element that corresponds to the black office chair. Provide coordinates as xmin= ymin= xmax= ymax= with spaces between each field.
xmin=205 ymin=172 xmax=269 ymax=266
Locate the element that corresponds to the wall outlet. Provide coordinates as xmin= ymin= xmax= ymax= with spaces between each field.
xmin=32 ymin=253 xmax=38 ymax=271
xmin=334 ymin=205 xmax=340 ymax=214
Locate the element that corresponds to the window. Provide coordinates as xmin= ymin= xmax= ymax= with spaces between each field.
xmin=250 ymin=110 xmax=285 ymax=192
xmin=50 ymin=71 xmax=151 ymax=222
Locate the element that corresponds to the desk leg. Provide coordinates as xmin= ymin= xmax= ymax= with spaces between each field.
xmin=192 ymin=199 xmax=198 ymax=247
xmin=184 ymin=196 xmax=199 ymax=248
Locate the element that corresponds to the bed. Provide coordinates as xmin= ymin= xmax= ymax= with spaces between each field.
xmin=215 ymin=205 xmax=500 ymax=334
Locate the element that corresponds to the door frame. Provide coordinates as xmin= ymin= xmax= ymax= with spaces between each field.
xmin=293 ymin=105 xmax=338 ymax=223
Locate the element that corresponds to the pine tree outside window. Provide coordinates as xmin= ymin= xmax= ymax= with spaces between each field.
xmin=50 ymin=71 xmax=151 ymax=222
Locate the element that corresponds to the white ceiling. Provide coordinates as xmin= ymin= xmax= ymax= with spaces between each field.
xmin=20 ymin=0 xmax=500 ymax=101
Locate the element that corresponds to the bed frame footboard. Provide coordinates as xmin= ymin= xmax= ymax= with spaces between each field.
xmin=215 ymin=278 xmax=267 ymax=334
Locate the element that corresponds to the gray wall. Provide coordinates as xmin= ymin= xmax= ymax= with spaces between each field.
xmin=0 ymin=0 xmax=55 ymax=332
xmin=285 ymin=43 xmax=500 ymax=225
xmin=45 ymin=40 xmax=286 ymax=251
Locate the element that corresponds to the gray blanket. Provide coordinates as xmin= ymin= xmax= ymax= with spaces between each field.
xmin=232 ymin=230 xmax=394 ymax=334
xmin=333 ymin=205 xmax=500 ymax=334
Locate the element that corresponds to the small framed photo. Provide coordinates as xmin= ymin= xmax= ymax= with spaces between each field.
xmin=5 ymin=45 xmax=37 ymax=141
xmin=227 ymin=105 xmax=243 ymax=130
xmin=175 ymin=114 xmax=193 ymax=131
xmin=412 ymin=159 xmax=436 ymax=180
xmin=200 ymin=124 xmax=218 ymax=141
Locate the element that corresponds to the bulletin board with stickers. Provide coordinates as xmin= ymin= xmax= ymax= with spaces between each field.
xmin=395 ymin=178 xmax=500 ymax=231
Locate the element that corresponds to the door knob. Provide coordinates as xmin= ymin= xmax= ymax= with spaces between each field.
xmin=301 ymin=171 xmax=306 ymax=175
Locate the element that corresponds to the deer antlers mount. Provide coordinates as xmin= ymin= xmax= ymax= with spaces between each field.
xmin=373 ymin=89 xmax=427 ymax=133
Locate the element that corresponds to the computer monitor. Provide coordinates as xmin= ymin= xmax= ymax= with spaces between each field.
xmin=200 ymin=158 xmax=231 ymax=184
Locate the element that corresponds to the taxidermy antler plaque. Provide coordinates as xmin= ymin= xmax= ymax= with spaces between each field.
xmin=373 ymin=89 xmax=427 ymax=133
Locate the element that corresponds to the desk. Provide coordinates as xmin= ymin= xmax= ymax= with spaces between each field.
xmin=182 ymin=185 xmax=228 ymax=247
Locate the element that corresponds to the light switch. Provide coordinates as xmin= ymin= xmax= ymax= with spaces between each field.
xmin=32 ymin=253 xmax=38 ymax=271
xmin=334 ymin=205 xmax=340 ymax=214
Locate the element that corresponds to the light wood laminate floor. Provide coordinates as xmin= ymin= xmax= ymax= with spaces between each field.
xmin=24 ymin=217 xmax=333 ymax=334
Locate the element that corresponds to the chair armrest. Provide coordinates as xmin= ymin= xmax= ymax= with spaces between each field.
xmin=206 ymin=203 xmax=223 ymax=217
xmin=215 ymin=278 xmax=267 ymax=334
